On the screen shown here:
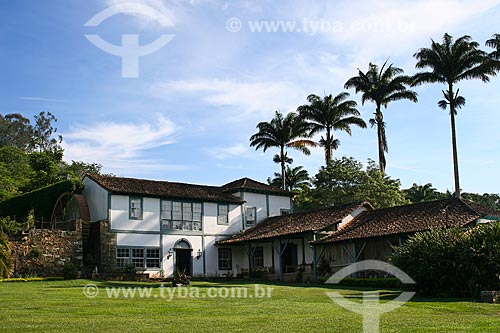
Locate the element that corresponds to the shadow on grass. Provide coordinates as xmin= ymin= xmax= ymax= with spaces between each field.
xmin=43 ymin=279 xmax=479 ymax=302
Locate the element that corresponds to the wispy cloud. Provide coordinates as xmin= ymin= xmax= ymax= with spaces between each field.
xmin=104 ymin=0 xmax=177 ymax=27
xmin=19 ymin=96 xmax=65 ymax=102
xmin=149 ymin=79 xmax=306 ymax=118
xmin=207 ymin=143 xmax=256 ymax=160
xmin=62 ymin=115 xmax=183 ymax=174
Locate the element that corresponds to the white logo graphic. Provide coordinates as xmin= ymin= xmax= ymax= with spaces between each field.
xmin=84 ymin=3 xmax=174 ymax=78
xmin=325 ymin=260 xmax=415 ymax=333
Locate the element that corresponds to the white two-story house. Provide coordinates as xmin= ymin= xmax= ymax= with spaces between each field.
xmin=82 ymin=174 xmax=292 ymax=277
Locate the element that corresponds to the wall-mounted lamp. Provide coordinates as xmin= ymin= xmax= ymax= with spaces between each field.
xmin=167 ymin=248 xmax=173 ymax=259
xmin=196 ymin=249 xmax=202 ymax=260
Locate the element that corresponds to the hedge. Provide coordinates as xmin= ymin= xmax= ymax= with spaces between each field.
xmin=0 ymin=180 xmax=78 ymax=221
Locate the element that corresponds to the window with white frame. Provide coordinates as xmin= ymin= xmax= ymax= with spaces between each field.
xmin=131 ymin=248 xmax=145 ymax=268
xmin=116 ymin=247 xmax=161 ymax=269
xmin=161 ymin=200 xmax=203 ymax=231
xmin=129 ymin=197 xmax=143 ymax=219
xmin=217 ymin=204 xmax=229 ymax=224
xmin=218 ymin=248 xmax=232 ymax=270
xmin=116 ymin=248 xmax=130 ymax=268
xmin=252 ymin=246 xmax=264 ymax=268
xmin=246 ymin=207 xmax=256 ymax=225
xmin=146 ymin=249 xmax=160 ymax=268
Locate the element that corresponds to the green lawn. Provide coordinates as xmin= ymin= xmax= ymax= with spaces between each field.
xmin=0 ymin=280 xmax=499 ymax=332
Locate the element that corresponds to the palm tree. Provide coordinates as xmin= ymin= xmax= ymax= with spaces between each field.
xmin=268 ymin=165 xmax=311 ymax=191
xmin=297 ymin=93 xmax=366 ymax=166
xmin=486 ymin=33 xmax=500 ymax=60
xmin=0 ymin=232 xmax=11 ymax=278
xmin=250 ymin=111 xmax=316 ymax=190
xmin=404 ymin=183 xmax=444 ymax=203
xmin=413 ymin=33 xmax=496 ymax=198
xmin=344 ymin=61 xmax=417 ymax=173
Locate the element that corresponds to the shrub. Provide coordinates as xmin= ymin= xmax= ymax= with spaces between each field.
xmin=0 ymin=217 xmax=21 ymax=236
xmin=391 ymin=223 xmax=500 ymax=296
xmin=467 ymin=222 xmax=500 ymax=291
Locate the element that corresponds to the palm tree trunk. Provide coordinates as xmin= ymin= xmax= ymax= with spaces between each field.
xmin=449 ymin=84 xmax=461 ymax=198
xmin=325 ymin=127 xmax=331 ymax=166
xmin=280 ymin=146 xmax=286 ymax=190
xmin=376 ymin=106 xmax=385 ymax=173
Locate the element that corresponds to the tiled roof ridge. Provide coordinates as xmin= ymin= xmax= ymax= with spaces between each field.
xmin=316 ymin=197 xmax=500 ymax=244
xmin=87 ymin=173 xmax=221 ymax=191
xmin=217 ymin=201 xmax=372 ymax=245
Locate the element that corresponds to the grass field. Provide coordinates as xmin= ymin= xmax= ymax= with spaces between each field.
xmin=0 ymin=280 xmax=499 ymax=332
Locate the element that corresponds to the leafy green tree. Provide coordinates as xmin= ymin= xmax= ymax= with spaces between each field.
xmin=0 ymin=147 xmax=32 ymax=201
xmin=250 ymin=111 xmax=316 ymax=190
xmin=296 ymin=157 xmax=407 ymax=210
xmin=297 ymin=93 xmax=366 ymax=165
xmin=413 ymin=33 xmax=496 ymax=197
xmin=345 ymin=61 xmax=417 ymax=173
xmin=27 ymin=151 xmax=63 ymax=191
xmin=268 ymin=165 xmax=311 ymax=191
xmin=362 ymin=160 xmax=409 ymax=208
xmin=404 ymin=183 xmax=445 ymax=203
xmin=0 ymin=113 xmax=33 ymax=150
xmin=61 ymin=161 xmax=103 ymax=180
xmin=31 ymin=111 xmax=63 ymax=154
xmin=462 ymin=192 xmax=500 ymax=210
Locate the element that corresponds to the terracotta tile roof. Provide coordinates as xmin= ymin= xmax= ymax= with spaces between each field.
xmin=221 ymin=177 xmax=290 ymax=196
xmin=317 ymin=198 xmax=500 ymax=243
xmin=86 ymin=174 xmax=245 ymax=204
xmin=217 ymin=202 xmax=373 ymax=245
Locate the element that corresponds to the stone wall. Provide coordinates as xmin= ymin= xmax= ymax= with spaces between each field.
xmin=86 ymin=220 xmax=116 ymax=274
xmin=10 ymin=221 xmax=83 ymax=277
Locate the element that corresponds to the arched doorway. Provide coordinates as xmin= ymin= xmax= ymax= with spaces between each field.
xmin=174 ymin=239 xmax=192 ymax=276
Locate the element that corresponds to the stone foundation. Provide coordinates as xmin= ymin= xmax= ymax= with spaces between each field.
xmin=10 ymin=221 xmax=84 ymax=277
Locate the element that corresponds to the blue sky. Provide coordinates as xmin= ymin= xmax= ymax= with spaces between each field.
xmin=1 ymin=0 xmax=500 ymax=194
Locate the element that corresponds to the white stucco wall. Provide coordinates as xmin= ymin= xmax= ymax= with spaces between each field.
xmin=82 ymin=177 xmax=108 ymax=222
xmin=238 ymin=192 xmax=292 ymax=228
xmin=203 ymin=203 xmax=243 ymax=235
xmin=110 ymin=195 xmax=161 ymax=232
xmin=116 ymin=233 xmax=160 ymax=247
xmin=162 ymin=235 xmax=203 ymax=277
xmin=268 ymin=195 xmax=292 ymax=216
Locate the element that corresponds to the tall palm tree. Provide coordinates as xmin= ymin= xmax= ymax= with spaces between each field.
xmin=486 ymin=33 xmax=500 ymax=60
xmin=413 ymin=33 xmax=496 ymax=198
xmin=0 ymin=232 xmax=11 ymax=278
xmin=297 ymin=93 xmax=366 ymax=166
xmin=344 ymin=61 xmax=417 ymax=173
xmin=250 ymin=111 xmax=316 ymax=190
xmin=268 ymin=165 xmax=311 ymax=191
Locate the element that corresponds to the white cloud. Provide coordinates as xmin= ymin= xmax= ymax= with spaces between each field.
xmin=283 ymin=0 xmax=500 ymax=76
xmin=62 ymin=115 xmax=182 ymax=172
xmin=105 ymin=0 xmax=176 ymax=26
xmin=149 ymin=79 xmax=306 ymax=118
xmin=207 ymin=143 xmax=254 ymax=160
